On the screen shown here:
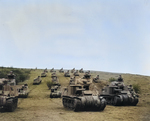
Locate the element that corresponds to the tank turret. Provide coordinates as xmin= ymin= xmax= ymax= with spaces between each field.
xmin=18 ymin=84 xmax=29 ymax=98
xmin=44 ymin=68 xmax=48 ymax=73
xmin=50 ymin=68 xmax=55 ymax=73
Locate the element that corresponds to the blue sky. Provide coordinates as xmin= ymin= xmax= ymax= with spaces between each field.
xmin=0 ymin=0 xmax=150 ymax=75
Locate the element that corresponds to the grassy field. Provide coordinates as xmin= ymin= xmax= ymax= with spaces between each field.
xmin=0 ymin=69 xmax=150 ymax=121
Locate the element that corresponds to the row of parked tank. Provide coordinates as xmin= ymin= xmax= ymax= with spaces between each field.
xmin=0 ymin=68 xmax=139 ymax=112
xmin=48 ymin=68 xmax=139 ymax=112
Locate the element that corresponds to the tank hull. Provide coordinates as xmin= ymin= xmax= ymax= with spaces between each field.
xmin=18 ymin=92 xmax=28 ymax=98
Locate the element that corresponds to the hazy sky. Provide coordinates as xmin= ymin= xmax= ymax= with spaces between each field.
xmin=0 ymin=0 xmax=150 ymax=75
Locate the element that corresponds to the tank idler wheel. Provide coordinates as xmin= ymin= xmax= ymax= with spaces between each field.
xmin=113 ymin=96 xmax=121 ymax=106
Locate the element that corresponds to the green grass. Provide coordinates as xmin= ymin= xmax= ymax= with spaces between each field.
xmin=108 ymin=77 xmax=117 ymax=82
xmin=132 ymin=83 xmax=141 ymax=94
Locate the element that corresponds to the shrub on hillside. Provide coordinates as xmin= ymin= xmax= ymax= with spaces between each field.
xmin=0 ymin=67 xmax=30 ymax=84
xmin=47 ymin=81 xmax=54 ymax=89
xmin=109 ymin=77 xmax=117 ymax=82
xmin=132 ymin=84 xmax=141 ymax=94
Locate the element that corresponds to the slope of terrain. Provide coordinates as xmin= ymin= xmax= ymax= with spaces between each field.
xmin=0 ymin=69 xmax=150 ymax=121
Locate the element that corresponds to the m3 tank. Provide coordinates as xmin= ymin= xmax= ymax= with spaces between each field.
xmin=33 ymin=76 xmax=42 ymax=85
xmin=59 ymin=68 xmax=64 ymax=73
xmin=50 ymin=83 xmax=61 ymax=98
xmin=41 ymin=72 xmax=47 ymax=77
xmin=50 ymin=68 xmax=55 ymax=73
xmin=100 ymin=75 xmax=139 ymax=106
xmin=93 ymin=75 xmax=101 ymax=83
xmin=73 ymin=70 xmax=79 ymax=76
xmin=62 ymin=74 xmax=106 ymax=111
xmin=0 ymin=79 xmax=18 ymax=112
xmin=18 ymin=84 xmax=29 ymax=98
xmin=64 ymin=70 xmax=70 ymax=77
xmin=71 ymin=68 xmax=75 ymax=73
xmin=79 ymin=68 xmax=84 ymax=73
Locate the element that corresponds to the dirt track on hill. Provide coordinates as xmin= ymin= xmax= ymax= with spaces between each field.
xmin=0 ymin=70 xmax=150 ymax=121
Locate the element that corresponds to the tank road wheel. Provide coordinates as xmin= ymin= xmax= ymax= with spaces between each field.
xmin=73 ymin=99 xmax=81 ymax=112
xmin=113 ymin=96 xmax=121 ymax=106
xmin=132 ymin=98 xmax=139 ymax=106
xmin=99 ymin=98 xmax=106 ymax=111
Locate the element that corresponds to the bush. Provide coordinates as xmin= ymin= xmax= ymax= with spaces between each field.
xmin=46 ymin=81 xmax=54 ymax=89
xmin=132 ymin=84 xmax=141 ymax=94
xmin=109 ymin=77 xmax=117 ymax=82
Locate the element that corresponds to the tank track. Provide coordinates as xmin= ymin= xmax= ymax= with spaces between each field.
xmin=105 ymin=94 xmax=139 ymax=106
xmin=62 ymin=96 xmax=106 ymax=112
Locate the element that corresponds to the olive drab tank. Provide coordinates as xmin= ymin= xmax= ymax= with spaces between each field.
xmin=64 ymin=70 xmax=70 ymax=77
xmin=73 ymin=70 xmax=79 ymax=76
xmin=44 ymin=68 xmax=48 ymax=73
xmin=0 ymin=79 xmax=18 ymax=112
xmin=100 ymin=75 xmax=139 ymax=106
xmin=62 ymin=74 xmax=106 ymax=111
xmin=18 ymin=84 xmax=29 ymax=98
xmin=93 ymin=75 xmax=101 ymax=83
xmin=62 ymin=84 xmax=106 ymax=111
xmin=71 ymin=68 xmax=75 ymax=73
xmin=50 ymin=68 xmax=55 ymax=73
xmin=59 ymin=68 xmax=64 ymax=73
xmin=50 ymin=83 xmax=61 ymax=98
xmin=79 ymin=68 xmax=84 ymax=73
xmin=33 ymin=76 xmax=42 ymax=85
xmin=52 ymin=77 xmax=59 ymax=83
xmin=51 ymin=72 xmax=57 ymax=78
xmin=41 ymin=72 xmax=47 ymax=77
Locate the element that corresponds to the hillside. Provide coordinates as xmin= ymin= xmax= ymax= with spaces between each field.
xmin=0 ymin=69 xmax=150 ymax=121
